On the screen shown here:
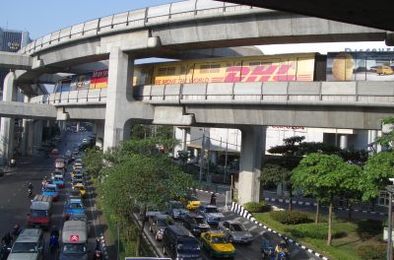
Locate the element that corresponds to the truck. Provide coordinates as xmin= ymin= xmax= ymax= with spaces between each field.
xmin=27 ymin=194 xmax=53 ymax=230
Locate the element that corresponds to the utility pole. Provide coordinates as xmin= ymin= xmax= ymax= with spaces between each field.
xmin=199 ymin=129 xmax=205 ymax=183
xmin=223 ymin=132 xmax=229 ymax=183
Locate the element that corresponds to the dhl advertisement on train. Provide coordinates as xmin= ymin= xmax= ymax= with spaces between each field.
xmin=152 ymin=53 xmax=315 ymax=84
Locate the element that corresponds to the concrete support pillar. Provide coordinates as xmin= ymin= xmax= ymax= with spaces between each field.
xmin=26 ymin=120 xmax=34 ymax=155
xmin=0 ymin=71 xmax=20 ymax=163
xmin=95 ymin=120 xmax=105 ymax=149
xmin=238 ymin=126 xmax=266 ymax=204
xmin=103 ymin=47 xmax=133 ymax=151
xmin=339 ymin=135 xmax=348 ymax=149
xmin=33 ymin=120 xmax=43 ymax=154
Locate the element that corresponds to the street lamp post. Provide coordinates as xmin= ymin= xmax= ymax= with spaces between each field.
xmin=386 ymin=185 xmax=394 ymax=260
xmin=199 ymin=129 xmax=205 ymax=183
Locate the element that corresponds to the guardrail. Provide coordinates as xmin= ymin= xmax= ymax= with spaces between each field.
xmin=136 ymin=81 xmax=394 ymax=106
xmin=29 ymin=81 xmax=394 ymax=107
xmin=21 ymin=0 xmax=265 ymax=55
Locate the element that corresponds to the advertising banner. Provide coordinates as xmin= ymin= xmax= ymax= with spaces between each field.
xmin=327 ymin=52 xmax=394 ymax=81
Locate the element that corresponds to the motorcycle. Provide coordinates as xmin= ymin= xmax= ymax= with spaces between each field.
xmin=261 ymin=239 xmax=276 ymax=260
xmin=49 ymin=233 xmax=59 ymax=255
xmin=0 ymin=243 xmax=11 ymax=260
xmin=93 ymin=249 xmax=103 ymax=260
xmin=27 ymin=188 xmax=33 ymax=198
xmin=9 ymin=158 xmax=16 ymax=168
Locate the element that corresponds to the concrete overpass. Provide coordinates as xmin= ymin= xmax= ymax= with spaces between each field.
xmin=219 ymin=0 xmax=394 ymax=32
xmin=1 ymin=0 xmax=394 ymax=204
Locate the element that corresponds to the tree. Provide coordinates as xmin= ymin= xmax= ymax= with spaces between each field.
xmin=376 ymin=116 xmax=394 ymax=148
xmin=291 ymin=153 xmax=361 ymax=246
xmin=361 ymin=151 xmax=394 ymax=202
xmin=82 ymin=147 xmax=104 ymax=178
xmin=99 ymin=139 xmax=195 ymax=255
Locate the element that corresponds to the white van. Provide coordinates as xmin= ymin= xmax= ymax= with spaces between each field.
xmin=60 ymin=220 xmax=89 ymax=260
xmin=7 ymin=228 xmax=44 ymax=260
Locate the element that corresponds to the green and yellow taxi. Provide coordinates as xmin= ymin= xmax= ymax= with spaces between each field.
xmin=201 ymin=231 xmax=236 ymax=258
xmin=180 ymin=194 xmax=201 ymax=211
xmin=72 ymin=183 xmax=87 ymax=198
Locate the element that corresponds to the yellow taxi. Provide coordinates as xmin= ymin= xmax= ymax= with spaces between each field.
xmin=201 ymin=231 xmax=235 ymax=258
xmin=72 ymin=183 xmax=87 ymax=198
xmin=181 ymin=194 xmax=201 ymax=210
xmin=376 ymin=65 xmax=393 ymax=75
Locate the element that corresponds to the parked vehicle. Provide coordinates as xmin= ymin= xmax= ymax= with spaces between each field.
xmin=200 ymin=231 xmax=236 ymax=258
xmin=27 ymin=195 xmax=53 ymax=230
xmin=219 ymin=220 xmax=253 ymax=245
xmin=149 ymin=214 xmax=174 ymax=241
xmin=60 ymin=220 xmax=89 ymax=260
xmin=182 ymin=212 xmax=210 ymax=237
xmin=166 ymin=200 xmax=189 ymax=220
xmin=7 ymin=228 xmax=44 ymax=260
xmin=64 ymin=198 xmax=85 ymax=220
xmin=162 ymin=224 xmax=201 ymax=260
xmin=198 ymin=204 xmax=224 ymax=228
xmin=42 ymin=184 xmax=59 ymax=201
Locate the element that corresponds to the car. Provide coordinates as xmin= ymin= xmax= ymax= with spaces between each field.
xmin=200 ymin=231 xmax=236 ymax=258
xmin=82 ymin=138 xmax=88 ymax=144
xmin=182 ymin=212 xmax=210 ymax=237
xmin=7 ymin=228 xmax=44 ymax=260
xmin=166 ymin=200 xmax=189 ymax=220
xmin=181 ymin=194 xmax=201 ymax=211
xmin=51 ymin=175 xmax=65 ymax=188
xmin=72 ymin=175 xmax=85 ymax=186
xmin=162 ymin=224 xmax=202 ymax=260
xmin=72 ymin=183 xmax=87 ymax=198
xmin=198 ymin=205 xmax=224 ymax=227
xmin=149 ymin=214 xmax=175 ymax=241
xmin=42 ymin=184 xmax=60 ymax=201
xmin=64 ymin=198 xmax=85 ymax=220
xmin=376 ymin=65 xmax=394 ymax=75
xmin=219 ymin=220 xmax=253 ymax=244
xmin=60 ymin=220 xmax=89 ymax=260
xmin=73 ymin=162 xmax=83 ymax=171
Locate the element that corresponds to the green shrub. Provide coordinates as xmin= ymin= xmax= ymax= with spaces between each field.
xmin=287 ymin=223 xmax=346 ymax=239
xmin=356 ymin=219 xmax=382 ymax=240
xmin=243 ymin=201 xmax=271 ymax=213
xmin=270 ymin=210 xmax=312 ymax=225
xmin=356 ymin=244 xmax=386 ymax=260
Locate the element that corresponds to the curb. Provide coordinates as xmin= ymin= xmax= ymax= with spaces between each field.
xmin=230 ymin=202 xmax=329 ymax=260
xmin=264 ymin=197 xmax=386 ymax=216
xmin=193 ymin=188 xmax=222 ymax=196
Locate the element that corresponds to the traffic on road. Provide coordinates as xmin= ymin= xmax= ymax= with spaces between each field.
xmin=0 ymin=130 xmax=103 ymax=260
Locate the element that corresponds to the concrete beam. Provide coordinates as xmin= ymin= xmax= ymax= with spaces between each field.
xmin=0 ymin=101 xmax=56 ymax=119
xmin=0 ymin=51 xmax=32 ymax=70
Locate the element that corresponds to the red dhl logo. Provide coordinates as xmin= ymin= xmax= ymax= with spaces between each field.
xmin=153 ymin=64 xmax=312 ymax=84
xmin=224 ymin=65 xmax=296 ymax=82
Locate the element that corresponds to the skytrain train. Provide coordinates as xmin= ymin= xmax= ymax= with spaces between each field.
xmin=54 ymin=52 xmax=394 ymax=93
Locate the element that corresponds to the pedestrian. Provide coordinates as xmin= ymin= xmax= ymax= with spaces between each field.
xmin=11 ymin=224 xmax=21 ymax=240
xmin=1 ymin=232 xmax=12 ymax=246
xmin=210 ymin=193 xmax=216 ymax=205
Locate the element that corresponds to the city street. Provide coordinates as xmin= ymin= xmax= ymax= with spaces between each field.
xmin=0 ymin=130 xmax=101 ymax=259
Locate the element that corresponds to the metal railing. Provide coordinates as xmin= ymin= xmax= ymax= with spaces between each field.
xmin=20 ymin=0 xmax=265 ymax=55
xmin=29 ymin=81 xmax=394 ymax=107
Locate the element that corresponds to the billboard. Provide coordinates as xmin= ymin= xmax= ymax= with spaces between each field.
xmin=327 ymin=52 xmax=394 ymax=81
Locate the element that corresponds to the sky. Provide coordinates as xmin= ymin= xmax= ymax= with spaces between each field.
xmin=0 ymin=0 xmax=390 ymax=53
xmin=0 ymin=0 xmax=175 ymax=39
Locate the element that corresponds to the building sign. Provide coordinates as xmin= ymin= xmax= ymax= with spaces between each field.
xmin=345 ymin=47 xmax=394 ymax=52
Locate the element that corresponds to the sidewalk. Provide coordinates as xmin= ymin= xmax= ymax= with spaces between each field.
xmin=263 ymin=191 xmax=387 ymax=220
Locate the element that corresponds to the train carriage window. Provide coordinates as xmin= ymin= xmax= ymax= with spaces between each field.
xmin=200 ymin=64 xmax=221 ymax=74
xmin=157 ymin=66 xmax=176 ymax=76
